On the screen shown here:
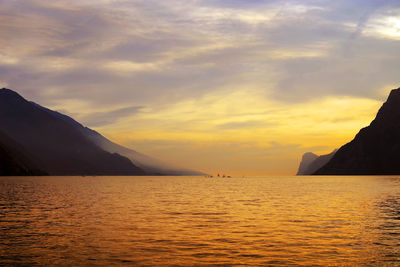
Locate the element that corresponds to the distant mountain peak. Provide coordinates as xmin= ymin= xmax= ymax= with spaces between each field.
xmin=297 ymin=150 xmax=336 ymax=175
xmin=302 ymin=152 xmax=318 ymax=160
xmin=1 ymin=87 xmax=17 ymax=93
xmin=380 ymin=87 xmax=400 ymax=109
xmin=388 ymin=87 xmax=400 ymax=99
xmin=383 ymin=87 xmax=400 ymax=104
xmin=0 ymin=88 xmax=26 ymax=102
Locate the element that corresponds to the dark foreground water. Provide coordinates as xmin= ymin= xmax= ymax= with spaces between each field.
xmin=1 ymin=176 xmax=400 ymax=266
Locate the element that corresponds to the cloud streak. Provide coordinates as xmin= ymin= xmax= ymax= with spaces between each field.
xmin=81 ymin=106 xmax=144 ymax=127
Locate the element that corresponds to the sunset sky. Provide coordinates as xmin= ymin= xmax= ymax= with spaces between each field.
xmin=1 ymin=0 xmax=399 ymax=175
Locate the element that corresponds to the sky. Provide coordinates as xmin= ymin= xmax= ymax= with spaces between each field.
xmin=0 ymin=0 xmax=399 ymax=175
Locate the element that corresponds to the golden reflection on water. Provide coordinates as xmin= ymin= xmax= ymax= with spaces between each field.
xmin=1 ymin=176 xmax=400 ymax=265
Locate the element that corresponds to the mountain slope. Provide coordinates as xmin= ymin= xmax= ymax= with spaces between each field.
xmin=0 ymin=131 xmax=47 ymax=176
xmin=33 ymin=101 xmax=205 ymax=175
xmin=0 ymin=88 xmax=145 ymax=175
xmin=83 ymin=128 xmax=206 ymax=175
xmin=315 ymin=87 xmax=400 ymax=175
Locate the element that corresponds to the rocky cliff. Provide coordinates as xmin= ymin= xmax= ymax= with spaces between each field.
xmin=315 ymin=88 xmax=400 ymax=175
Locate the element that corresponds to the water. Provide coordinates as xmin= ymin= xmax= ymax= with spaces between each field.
xmin=1 ymin=176 xmax=400 ymax=266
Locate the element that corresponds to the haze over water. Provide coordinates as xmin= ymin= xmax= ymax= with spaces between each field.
xmin=1 ymin=176 xmax=400 ymax=266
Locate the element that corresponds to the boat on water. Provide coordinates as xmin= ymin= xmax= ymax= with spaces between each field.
xmin=214 ymin=173 xmax=231 ymax=178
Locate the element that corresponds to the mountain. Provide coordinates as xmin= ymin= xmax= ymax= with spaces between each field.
xmin=0 ymin=88 xmax=145 ymax=175
xmin=82 ymin=128 xmax=206 ymax=176
xmin=297 ymin=152 xmax=318 ymax=175
xmin=297 ymin=150 xmax=336 ymax=175
xmin=315 ymin=87 xmax=400 ymax=175
xmin=0 ymin=130 xmax=47 ymax=176
xmin=33 ymin=101 xmax=205 ymax=176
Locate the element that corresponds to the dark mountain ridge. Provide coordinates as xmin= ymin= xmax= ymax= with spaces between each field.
xmin=0 ymin=88 xmax=145 ymax=175
xmin=315 ymin=87 xmax=400 ymax=175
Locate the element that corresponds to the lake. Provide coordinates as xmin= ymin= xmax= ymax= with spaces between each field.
xmin=1 ymin=176 xmax=400 ymax=266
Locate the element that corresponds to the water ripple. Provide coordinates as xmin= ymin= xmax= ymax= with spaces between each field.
xmin=1 ymin=176 xmax=400 ymax=265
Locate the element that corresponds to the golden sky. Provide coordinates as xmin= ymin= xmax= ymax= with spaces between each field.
xmin=0 ymin=0 xmax=399 ymax=175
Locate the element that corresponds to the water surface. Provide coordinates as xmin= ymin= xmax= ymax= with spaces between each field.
xmin=1 ymin=176 xmax=400 ymax=266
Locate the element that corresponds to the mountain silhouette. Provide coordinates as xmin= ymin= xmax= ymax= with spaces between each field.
xmin=0 ymin=88 xmax=145 ymax=175
xmin=297 ymin=152 xmax=318 ymax=175
xmin=315 ymin=87 xmax=400 ymax=175
xmin=32 ymin=99 xmax=205 ymax=176
xmin=0 ymin=130 xmax=47 ymax=176
xmin=297 ymin=150 xmax=336 ymax=175
xmin=82 ymin=128 xmax=206 ymax=176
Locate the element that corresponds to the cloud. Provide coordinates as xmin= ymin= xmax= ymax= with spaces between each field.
xmin=81 ymin=105 xmax=144 ymax=127
xmin=0 ymin=80 xmax=8 ymax=88
xmin=216 ymin=121 xmax=277 ymax=130
xmin=364 ymin=12 xmax=400 ymax=40
xmin=1 ymin=0 xmax=399 ymax=106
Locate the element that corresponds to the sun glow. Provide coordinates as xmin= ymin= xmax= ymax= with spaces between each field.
xmin=365 ymin=15 xmax=400 ymax=39
xmin=93 ymin=89 xmax=381 ymax=175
